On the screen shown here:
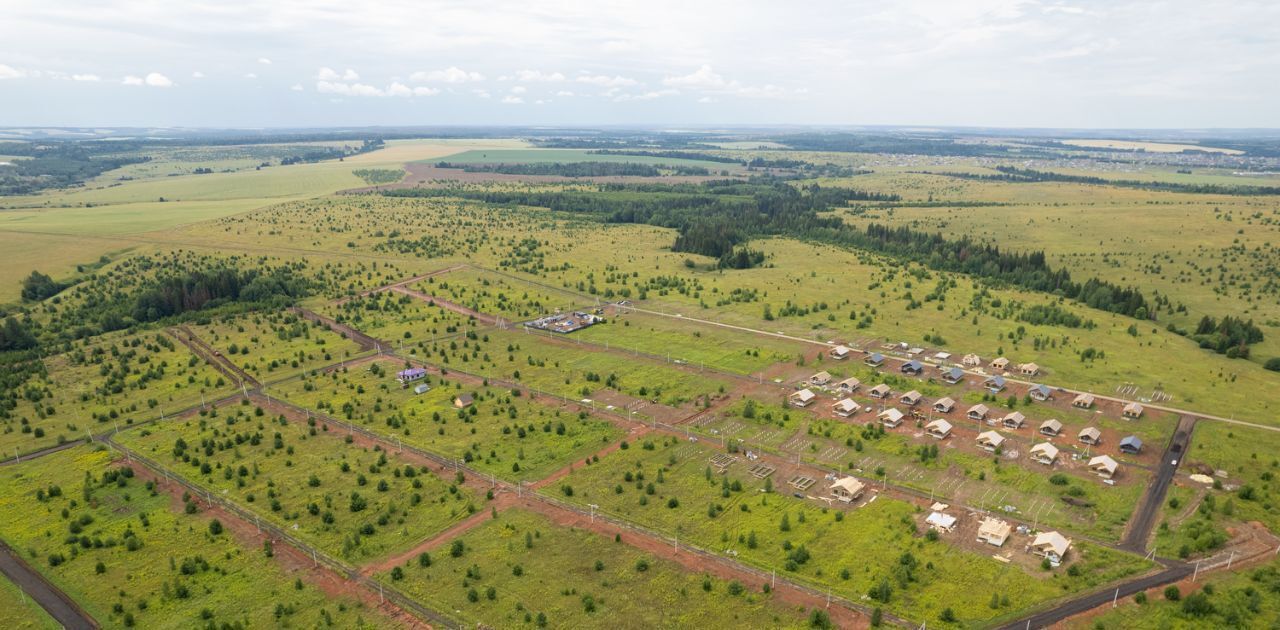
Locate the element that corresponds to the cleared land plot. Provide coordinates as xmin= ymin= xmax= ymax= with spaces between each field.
xmin=422 ymin=149 xmax=739 ymax=171
xmin=0 ymin=446 xmax=390 ymax=629
xmin=270 ymin=359 xmax=623 ymax=481
xmin=185 ymin=312 xmax=367 ymax=379
xmin=1 ymin=330 xmax=233 ymax=457
xmin=463 ymin=328 xmax=736 ymax=409
xmin=318 ymin=292 xmax=477 ymax=348
xmin=380 ymin=508 xmax=812 ymax=629
xmin=114 ymin=405 xmax=480 ymax=562
xmin=1184 ymin=420 xmax=1280 ymax=535
xmin=418 ymin=268 xmax=582 ymax=321
xmin=542 ymin=436 xmax=1151 ymax=624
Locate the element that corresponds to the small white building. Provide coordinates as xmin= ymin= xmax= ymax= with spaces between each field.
xmin=976 ymin=430 xmax=1005 ymax=452
xmin=810 ymin=371 xmax=832 ymax=386
xmin=1123 ymin=402 xmax=1145 ymax=419
xmin=878 ymin=408 xmax=905 ymax=428
xmin=837 ymin=377 xmax=861 ymax=394
xmin=1019 ymin=362 xmax=1040 ymax=376
xmin=1089 ymin=455 xmax=1119 ymax=479
xmin=1002 ymin=412 xmax=1027 ymax=429
xmin=925 ymin=419 xmax=952 ymax=440
xmin=933 ymin=397 xmax=956 ymax=413
xmin=926 ymin=511 xmax=957 ymax=532
xmin=1030 ymin=442 xmax=1060 ymax=466
xmin=1031 ymin=531 xmax=1072 ymax=563
xmin=829 ymin=346 xmax=852 ymax=360
xmin=899 ymin=390 xmax=923 ymax=406
xmin=868 ymin=384 xmax=892 ymax=399
xmin=1078 ymin=426 xmax=1102 ymax=445
xmin=1039 ymin=419 xmax=1063 ymax=437
xmin=830 ymin=476 xmax=865 ymax=502
xmin=967 ymin=404 xmax=990 ymax=421
xmin=962 ymin=353 xmax=982 ymax=367
xmin=832 ymin=398 xmax=859 ymax=418
xmin=1072 ymin=393 xmax=1095 ymax=409
xmin=790 ymin=388 xmax=816 ymax=408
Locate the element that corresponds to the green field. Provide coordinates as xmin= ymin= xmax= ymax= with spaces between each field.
xmin=269 ymin=358 xmax=624 ymax=481
xmin=113 ymin=406 xmax=481 ymax=562
xmin=425 ymin=149 xmax=739 ymax=171
xmin=0 ymin=446 xmax=392 ymax=629
xmin=380 ymin=508 xmax=814 ymax=628
xmin=1071 ymin=558 xmax=1280 ymax=629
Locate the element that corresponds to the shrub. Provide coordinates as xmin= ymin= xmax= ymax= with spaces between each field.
xmin=1164 ymin=585 xmax=1181 ymax=601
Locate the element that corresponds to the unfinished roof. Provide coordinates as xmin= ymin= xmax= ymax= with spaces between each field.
xmin=991 ymin=357 xmax=1009 ymax=369
xmin=976 ymin=430 xmax=1005 ymax=449
xmin=1123 ymin=402 xmax=1145 ymax=417
xmin=1032 ymin=531 xmax=1072 ymax=558
xmin=978 ymin=517 xmax=1012 ymax=545
xmin=1020 ymin=362 xmax=1040 ymax=374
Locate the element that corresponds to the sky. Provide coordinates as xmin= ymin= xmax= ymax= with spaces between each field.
xmin=1 ymin=0 xmax=1277 ymax=129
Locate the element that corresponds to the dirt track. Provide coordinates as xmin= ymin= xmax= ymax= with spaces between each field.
xmin=0 ymin=540 xmax=97 ymax=629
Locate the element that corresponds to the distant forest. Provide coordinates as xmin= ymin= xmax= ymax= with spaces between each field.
xmin=0 ymin=143 xmax=150 ymax=195
xmin=433 ymin=161 xmax=711 ymax=177
xmin=382 ymin=181 xmax=1151 ymax=318
xmin=928 ymin=166 xmax=1280 ymax=196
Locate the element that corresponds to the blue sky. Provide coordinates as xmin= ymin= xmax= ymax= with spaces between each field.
xmin=1 ymin=0 xmax=1276 ymax=128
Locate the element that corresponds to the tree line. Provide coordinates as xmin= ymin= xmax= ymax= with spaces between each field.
xmin=434 ymin=161 xmax=711 ymax=177
xmin=929 ymin=166 xmax=1280 ymax=196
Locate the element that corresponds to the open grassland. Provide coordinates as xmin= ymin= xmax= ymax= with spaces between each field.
xmin=0 ymin=446 xmax=391 ymax=629
xmin=421 ymin=267 xmax=583 ymax=320
xmin=380 ymin=508 xmax=813 ymax=629
xmin=1069 ymin=558 xmax=1280 ymax=629
xmin=316 ymin=291 xmax=478 ymax=346
xmin=270 ymin=358 xmax=623 ymax=481
xmin=149 ymin=193 xmax=1280 ymax=429
xmin=1059 ymin=139 xmax=1245 ymax=154
xmin=0 ymin=574 xmax=59 ymax=630
xmin=543 ymin=436 xmax=1152 ymax=624
xmin=1184 ymin=421 xmax=1280 ymax=535
xmin=2 ymin=330 xmax=233 ymax=457
xmin=114 ymin=405 xmax=481 ymax=562
xmin=472 ymin=328 xmax=735 ymax=408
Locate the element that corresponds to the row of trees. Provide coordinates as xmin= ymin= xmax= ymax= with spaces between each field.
xmin=937 ymin=166 xmax=1280 ymax=196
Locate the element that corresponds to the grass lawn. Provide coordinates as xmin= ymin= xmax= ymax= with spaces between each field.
xmin=540 ymin=436 xmax=1151 ymax=624
xmin=0 ymin=574 xmax=59 ymax=630
xmin=379 ymin=508 xmax=814 ymax=629
xmin=0 ymin=446 xmax=392 ymax=629
xmin=114 ymin=404 xmax=481 ymax=562
xmin=270 ymin=359 xmax=624 ymax=482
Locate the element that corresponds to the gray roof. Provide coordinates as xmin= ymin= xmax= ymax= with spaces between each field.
xmin=1120 ymin=435 xmax=1143 ymax=449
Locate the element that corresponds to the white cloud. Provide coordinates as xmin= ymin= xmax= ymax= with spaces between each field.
xmin=510 ymin=85 xmax=527 ymax=94
xmin=696 ymin=96 xmax=716 ymax=103
xmin=472 ymin=89 xmax=491 ymax=99
xmin=613 ymin=89 xmax=677 ymax=102
xmin=316 ymin=79 xmax=438 ymax=98
xmin=514 ymin=69 xmax=565 ymax=82
xmin=501 ymin=95 xmax=524 ymax=104
xmin=0 ymin=64 xmax=27 ymax=80
xmin=191 ymin=71 xmax=205 ymax=79
xmin=556 ymin=90 xmax=575 ymax=97
xmin=410 ymin=66 xmax=484 ymax=83
xmin=289 ymin=83 xmax=303 ymax=91
xmin=576 ymin=73 xmax=637 ymax=87
xmin=257 ymin=57 xmax=272 ymax=65
xmin=71 ymin=73 xmax=101 ymax=82
xmin=317 ymin=67 xmax=359 ymax=81
xmin=145 ymin=72 xmax=174 ymax=87
xmin=121 ymin=75 xmax=143 ymax=86
xmin=244 ymin=73 xmax=258 ymax=79
xmin=663 ymin=65 xmax=792 ymax=98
